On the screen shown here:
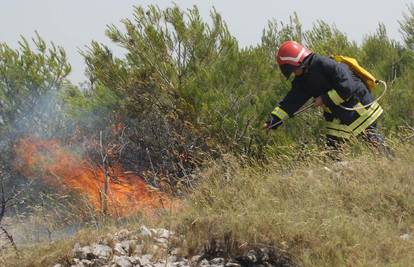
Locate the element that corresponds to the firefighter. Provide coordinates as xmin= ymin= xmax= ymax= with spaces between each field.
xmin=266 ymin=40 xmax=387 ymax=152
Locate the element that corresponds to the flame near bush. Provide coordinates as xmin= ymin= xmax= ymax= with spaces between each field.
xmin=14 ymin=137 xmax=172 ymax=216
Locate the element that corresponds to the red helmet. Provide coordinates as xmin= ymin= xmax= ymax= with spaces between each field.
xmin=276 ymin=41 xmax=312 ymax=78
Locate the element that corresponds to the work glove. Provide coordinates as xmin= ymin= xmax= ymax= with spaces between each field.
xmin=265 ymin=115 xmax=283 ymax=130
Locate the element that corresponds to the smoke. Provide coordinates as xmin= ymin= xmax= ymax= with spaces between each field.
xmin=14 ymin=136 xmax=172 ymax=216
xmin=0 ymin=82 xmax=173 ymax=233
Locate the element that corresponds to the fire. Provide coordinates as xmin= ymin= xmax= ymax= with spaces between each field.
xmin=14 ymin=137 xmax=173 ymax=216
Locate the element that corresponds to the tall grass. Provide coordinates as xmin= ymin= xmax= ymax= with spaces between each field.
xmin=176 ymin=142 xmax=414 ymax=266
xmin=3 ymin=141 xmax=414 ymax=267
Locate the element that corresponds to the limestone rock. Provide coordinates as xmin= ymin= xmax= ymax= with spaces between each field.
xmin=91 ymin=244 xmax=112 ymax=260
xmin=210 ymin=258 xmax=224 ymax=265
xmin=73 ymin=244 xmax=93 ymax=260
xmin=400 ymin=233 xmax=411 ymax=240
xmin=112 ymin=255 xmax=133 ymax=267
xmin=138 ymin=254 xmax=153 ymax=266
xmin=114 ymin=240 xmax=132 ymax=256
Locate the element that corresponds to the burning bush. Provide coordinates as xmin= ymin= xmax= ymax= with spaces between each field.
xmin=14 ymin=137 xmax=174 ymax=216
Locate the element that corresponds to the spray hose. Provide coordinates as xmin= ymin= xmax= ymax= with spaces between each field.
xmin=339 ymin=80 xmax=387 ymax=111
xmin=267 ymin=101 xmax=315 ymax=129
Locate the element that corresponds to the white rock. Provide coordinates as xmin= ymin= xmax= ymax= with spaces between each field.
xmin=114 ymin=240 xmax=131 ymax=256
xmin=114 ymin=243 xmax=127 ymax=256
xmin=400 ymin=233 xmax=411 ymax=240
xmin=167 ymin=255 xmax=177 ymax=263
xmin=71 ymin=259 xmax=93 ymax=267
xmin=172 ymin=262 xmax=189 ymax=267
xmin=70 ymin=260 xmax=79 ymax=267
xmin=92 ymin=258 xmax=108 ymax=266
xmin=260 ymin=248 xmax=270 ymax=261
xmin=112 ymin=255 xmax=133 ymax=267
xmin=80 ymin=259 xmax=93 ymax=266
xmin=246 ymin=250 xmax=257 ymax=263
xmin=139 ymin=254 xmax=153 ymax=266
xmin=190 ymin=255 xmax=201 ymax=263
xmin=122 ymin=240 xmax=132 ymax=249
xmin=91 ymin=244 xmax=112 ymax=260
xmin=225 ymin=263 xmax=241 ymax=267
xmin=53 ymin=264 xmax=63 ymax=267
xmin=199 ymin=259 xmax=210 ymax=266
xmin=129 ymin=256 xmax=142 ymax=265
xmin=156 ymin=228 xmax=172 ymax=239
xmin=73 ymin=245 xmax=93 ymax=260
xmin=210 ymin=258 xmax=224 ymax=265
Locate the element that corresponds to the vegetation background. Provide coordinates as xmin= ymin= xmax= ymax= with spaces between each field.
xmin=0 ymin=4 xmax=414 ymax=267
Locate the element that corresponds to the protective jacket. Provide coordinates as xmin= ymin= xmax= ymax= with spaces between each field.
xmin=271 ymin=54 xmax=383 ymax=139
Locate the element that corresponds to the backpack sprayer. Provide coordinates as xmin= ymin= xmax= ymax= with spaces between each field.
xmin=331 ymin=55 xmax=388 ymax=111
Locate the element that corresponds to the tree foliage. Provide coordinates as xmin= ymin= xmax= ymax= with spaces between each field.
xmin=62 ymin=5 xmax=414 ymax=177
xmin=400 ymin=4 xmax=414 ymax=50
xmin=0 ymin=33 xmax=71 ymax=139
xmin=2 ymin=4 xmax=414 ymax=187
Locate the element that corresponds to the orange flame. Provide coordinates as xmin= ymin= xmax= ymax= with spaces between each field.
xmin=14 ymin=137 xmax=172 ymax=216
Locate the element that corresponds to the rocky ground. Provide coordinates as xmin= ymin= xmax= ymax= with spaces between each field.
xmin=52 ymin=225 xmax=295 ymax=267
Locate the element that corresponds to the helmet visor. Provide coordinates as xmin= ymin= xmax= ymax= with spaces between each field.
xmin=279 ymin=64 xmax=297 ymax=79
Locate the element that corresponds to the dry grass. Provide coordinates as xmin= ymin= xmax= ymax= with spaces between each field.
xmin=176 ymin=143 xmax=414 ymax=266
xmin=3 ymin=142 xmax=414 ymax=267
xmin=0 ymin=228 xmax=97 ymax=267
xmin=0 ymin=214 xmax=153 ymax=267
